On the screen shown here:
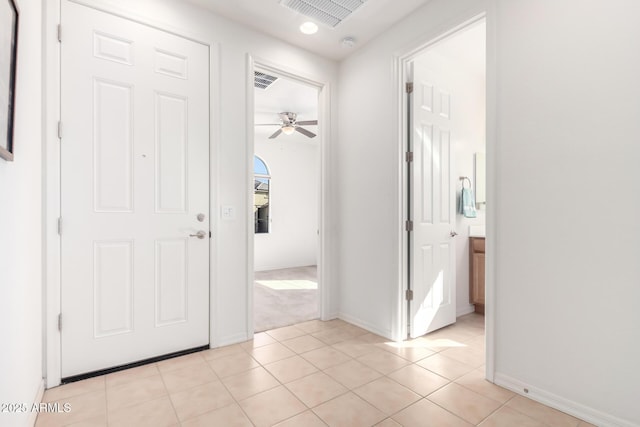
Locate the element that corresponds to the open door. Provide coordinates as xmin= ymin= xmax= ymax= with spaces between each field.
xmin=408 ymin=60 xmax=457 ymax=338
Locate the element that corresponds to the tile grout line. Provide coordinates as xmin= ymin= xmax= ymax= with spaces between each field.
xmin=156 ymin=360 xmax=187 ymax=426
xmin=201 ymin=350 xmax=259 ymax=427
xmin=234 ymin=332 xmax=319 ymax=426
xmin=501 ymin=396 xmax=574 ymax=427
xmin=104 ymin=377 xmax=109 ymax=427
xmin=472 ymin=394 xmax=518 ymax=426
xmin=242 ymin=326 xmax=393 ymax=426
xmin=259 ymin=325 xmax=441 ymax=424
xmin=380 ymin=361 xmax=456 ymax=425
xmin=420 ymin=370 xmax=509 ymax=426
xmin=247 ymin=335 xmax=342 ymax=422
xmin=51 ymin=314 xmax=587 ymax=427
xmin=272 ymin=328 xmax=425 ymax=425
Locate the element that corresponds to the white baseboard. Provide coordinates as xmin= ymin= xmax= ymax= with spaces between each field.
xmin=321 ymin=312 xmax=338 ymax=321
xmin=213 ymin=332 xmax=250 ymax=348
xmin=456 ymin=304 xmax=475 ymax=317
xmin=337 ymin=312 xmax=392 ymax=340
xmin=494 ymin=372 xmax=637 ymax=427
xmin=27 ymin=379 xmax=46 ymax=427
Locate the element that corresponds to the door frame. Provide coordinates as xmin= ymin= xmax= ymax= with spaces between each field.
xmin=43 ymin=0 xmax=219 ymax=387
xmin=245 ymin=55 xmax=331 ymax=338
xmin=394 ymin=7 xmax=497 ymax=380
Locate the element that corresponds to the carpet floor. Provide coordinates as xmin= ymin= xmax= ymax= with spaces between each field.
xmin=253 ymin=265 xmax=318 ymax=332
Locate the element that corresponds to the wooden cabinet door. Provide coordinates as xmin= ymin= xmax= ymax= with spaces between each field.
xmin=469 ymin=237 xmax=485 ymax=314
xmin=471 ymin=252 xmax=485 ymax=305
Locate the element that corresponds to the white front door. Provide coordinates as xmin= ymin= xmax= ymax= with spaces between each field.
xmin=60 ymin=1 xmax=210 ymax=377
xmin=409 ymin=60 xmax=457 ymax=338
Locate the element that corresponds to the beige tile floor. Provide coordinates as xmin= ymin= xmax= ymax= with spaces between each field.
xmin=36 ymin=314 xmax=597 ymax=427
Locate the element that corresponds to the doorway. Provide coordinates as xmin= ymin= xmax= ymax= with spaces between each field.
xmin=251 ymin=68 xmax=321 ymax=332
xmin=403 ymin=19 xmax=487 ymax=339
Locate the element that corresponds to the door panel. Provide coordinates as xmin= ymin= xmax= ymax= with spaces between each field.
xmin=93 ymin=240 xmax=134 ymax=338
xmin=155 ymin=239 xmax=189 ymax=326
xmin=93 ymin=79 xmax=134 ymax=212
xmin=155 ymin=93 xmax=188 ymax=213
xmin=409 ymin=62 xmax=457 ymax=338
xmin=61 ymin=1 xmax=210 ymax=377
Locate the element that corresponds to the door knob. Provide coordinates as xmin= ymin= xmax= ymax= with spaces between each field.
xmin=450 ymin=231 xmax=458 ymax=237
xmin=190 ymin=230 xmax=207 ymax=239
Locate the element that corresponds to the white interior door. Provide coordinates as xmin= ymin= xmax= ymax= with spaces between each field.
xmin=60 ymin=1 xmax=210 ymax=377
xmin=409 ymin=60 xmax=457 ymax=338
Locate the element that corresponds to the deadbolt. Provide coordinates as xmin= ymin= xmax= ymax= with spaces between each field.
xmin=197 ymin=213 xmax=206 ymax=222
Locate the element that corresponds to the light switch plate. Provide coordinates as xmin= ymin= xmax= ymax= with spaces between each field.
xmin=221 ymin=206 xmax=235 ymax=220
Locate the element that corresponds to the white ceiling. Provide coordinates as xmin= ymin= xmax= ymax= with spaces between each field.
xmin=180 ymin=0 xmax=433 ymax=60
xmin=253 ymin=22 xmax=486 ymax=141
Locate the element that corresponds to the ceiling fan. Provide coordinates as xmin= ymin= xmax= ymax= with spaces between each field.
xmin=256 ymin=112 xmax=318 ymax=139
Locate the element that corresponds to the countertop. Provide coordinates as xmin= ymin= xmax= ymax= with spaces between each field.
xmin=469 ymin=225 xmax=485 ymax=238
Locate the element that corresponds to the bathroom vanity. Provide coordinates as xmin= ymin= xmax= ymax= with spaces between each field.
xmin=469 ymin=236 xmax=485 ymax=314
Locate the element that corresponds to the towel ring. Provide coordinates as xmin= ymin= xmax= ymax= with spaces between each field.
xmin=459 ymin=176 xmax=472 ymax=189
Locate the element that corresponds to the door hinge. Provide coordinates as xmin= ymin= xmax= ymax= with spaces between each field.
xmin=57 ymin=24 xmax=62 ymax=43
xmin=57 ymin=217 xmax=62 ymax=235
xmin=209 ymin=231 xmax=212 ymax=238
xmin=57 ymin=121 xmax=63 ymax=139
xmin=58 ymin=313 xmax=62 ymax=331
xmin=406 ymin=82 xmax=414 ymax=94
xmin=405 ymin=151 xmax=413 ymax=163
xmin=405 ymin=220 xmax=413 ymax=232
xmin=406 ymin=289 xmax=414 ymax=301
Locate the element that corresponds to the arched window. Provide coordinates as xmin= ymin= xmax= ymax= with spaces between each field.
xmin=254 ymin=156 xmax=270 ymax=233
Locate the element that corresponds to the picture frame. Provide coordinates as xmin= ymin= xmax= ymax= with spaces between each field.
xmin=0 ymin=0 xmax=18 ymax=162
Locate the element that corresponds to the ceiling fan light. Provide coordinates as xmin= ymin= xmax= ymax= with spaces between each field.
xmin=282 ymin=125 xmax=296 ymax=135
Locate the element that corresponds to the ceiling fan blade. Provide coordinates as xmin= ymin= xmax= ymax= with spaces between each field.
xmin=255 ymin=123 xmax=281 ymax=126
xmin=295 ymin=120 xmax=318 ymax=126
xmin=268 ymin=128 xmax=283 ymax=139
xmin=295 ymin=126 xmax=316 ymax=138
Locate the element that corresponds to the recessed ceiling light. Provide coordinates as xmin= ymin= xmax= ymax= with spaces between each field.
xmin=300 ymin=21 xmax=318 ymax=35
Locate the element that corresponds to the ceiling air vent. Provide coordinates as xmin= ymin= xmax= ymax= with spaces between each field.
xmin=280 ymin=0 xmax=369 ymax=28
xmin=254 ymin=71 xmax=278 ymax=90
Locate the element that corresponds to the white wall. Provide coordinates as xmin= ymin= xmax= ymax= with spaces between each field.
xmin=0 ymin=0 xmax=44 ymax=425
xmin=415 ymin=30 xmax=486 ymax=317
xmin=493 ymin=1 xmax=640 ymax=425
xmin=49 ymin=0 xmax=338 ymax=350
xmin=337 ymin=0 xmax=640 ymax=425
xmin=336 ymin=0 xmax=485 ymax=339
xmin=254 ymin=138 xmax=318 ymax=271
